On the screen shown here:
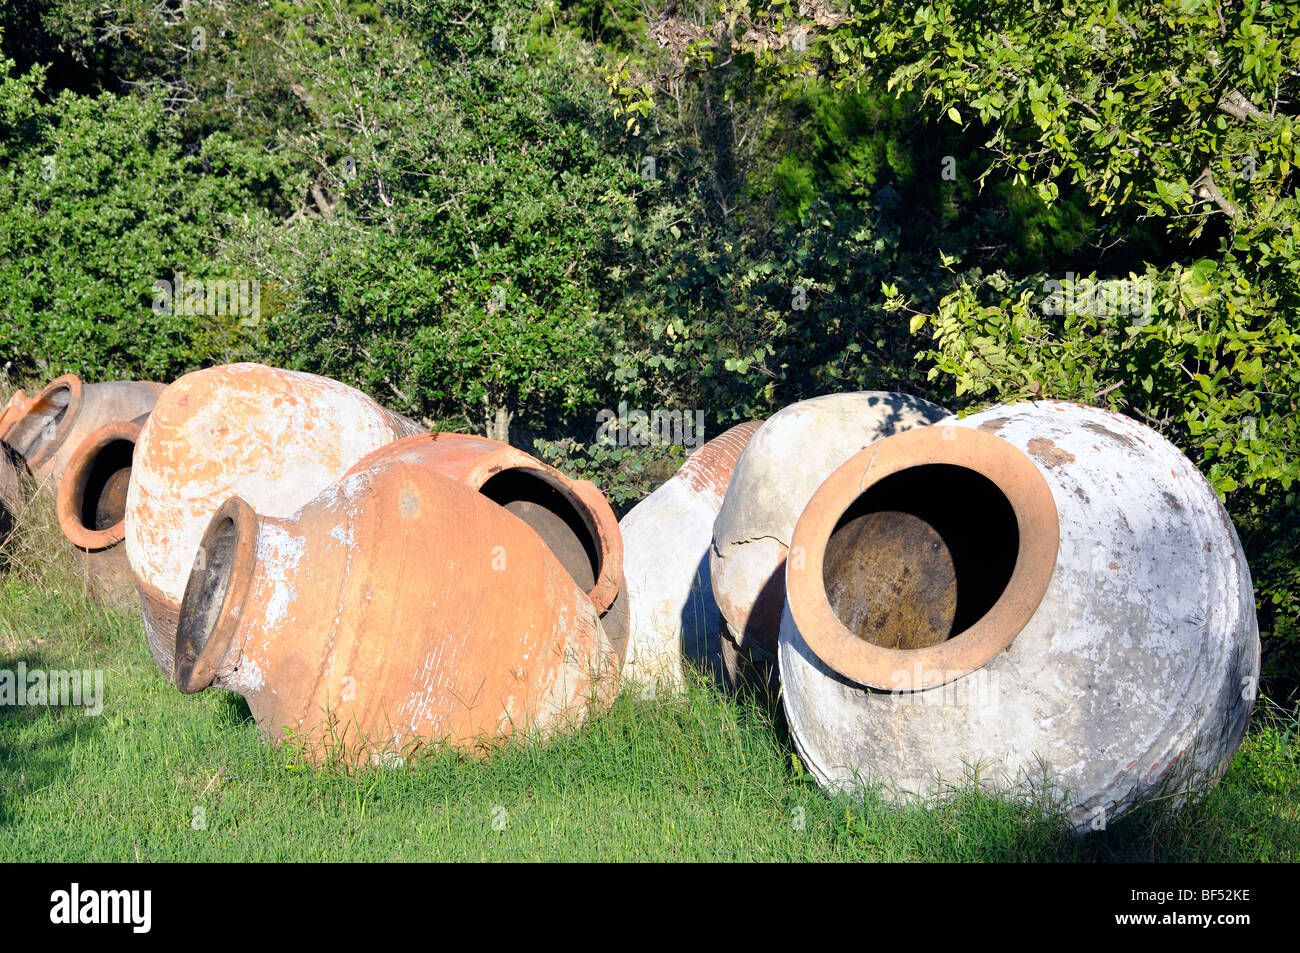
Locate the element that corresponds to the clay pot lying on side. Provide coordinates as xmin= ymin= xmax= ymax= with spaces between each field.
xmin=174 ymin=462 xmax=618 ymax=756
xmin=1 ymin=375 xmax=163 ymax=490
xmin=344 ymin=433 xmax=628 ymax=658
xmin=618 ymin=421 xmax=762 ymax=692
xmin=1 ymin=392 xmax=36 ymax=543
xmin=710 ymin=392 xmax=947 ymax=686
xmin=0 ymin=390 xmax=32 ymax=443
xmin=56 ymin=414 xmax=151 ymax=607
xmin=126 ymin=363 xmax=424 ymax=677
xmin=779 ymin=401 xmax=1259 ymax=832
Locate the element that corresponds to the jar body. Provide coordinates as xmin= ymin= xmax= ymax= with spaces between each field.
xmin=175 ymin=463 xmax=617 ymax=754
xmin=780 ymin=401 xmax=1259 ymax=830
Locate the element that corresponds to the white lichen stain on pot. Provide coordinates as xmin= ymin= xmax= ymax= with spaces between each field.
xmin=256 ymin=521 xmax=306 ymax=633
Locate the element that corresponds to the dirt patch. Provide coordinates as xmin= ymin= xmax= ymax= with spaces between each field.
xmin=1082 ymin=420 xmax=1135 ymax=449
xmin=977 ymin=417 xmax=1010 ymax=435
xmin=1026 ymin=437 xmax=1076 ymax=468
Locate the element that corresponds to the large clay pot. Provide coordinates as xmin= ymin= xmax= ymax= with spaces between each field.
xmin=126 ymin=363 xmax=424 ymax=676
xmin=779 ymin=401 xmax=1260 ymax=831
xmin=174 ymin=462 xmax=618 ymax=755
xmin=710 ymin=392 xmax=947 ymax=683
xmin=1 ymin=375 xmax=163 ymax=489
xmin=1 ymin=392 xmax=35 ymax=542
xmin=56 ymin=414 xmax=151 ymax=606
xmin=619 ymin=421 xmax=762 ymax=692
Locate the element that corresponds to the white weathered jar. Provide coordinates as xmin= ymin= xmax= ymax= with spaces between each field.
xmin=619 ymin=421 xmax=761 ymax=692
xmin=780 ymin=400 xmax=1260 ymax=831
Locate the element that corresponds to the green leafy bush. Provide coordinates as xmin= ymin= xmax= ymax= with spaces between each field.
xmin=0 ymin=52 xmax=273 ymax=381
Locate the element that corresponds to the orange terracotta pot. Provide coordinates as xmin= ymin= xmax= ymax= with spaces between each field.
xmin=126 ymin=363 xmax=424 ymax=677
xmin=174 ymin=462 xmax=618 ymax=755
xmin=0 ymin=390 xmax=32 ymax=443
xmin=344 ymin=433 xmax=627 ymax=656
xmin=1 ymin=375 xmax=163 ymax=489
xmin=56 ymin=414 xmax=151 ymax=606
xmin=1 ymin=392 xmax=36 ymax=543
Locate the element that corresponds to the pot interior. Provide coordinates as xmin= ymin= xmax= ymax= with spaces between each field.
xmin=822 ymin=463 xmax=1019 ymax=650
xmin=479 ymin=469 xmax=601 ymax=593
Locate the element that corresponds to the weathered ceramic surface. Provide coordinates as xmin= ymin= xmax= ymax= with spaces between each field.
xmin=780 ymin=401 xmax=1260 ymax=832
xmin=126 ymin=363 xmax=423 ymax=674
xmin=175 ymin=462 xmax=617 ymax=755
xmin=711 ymin=392 xmax=948 ymax=665
xmin=619 ymin=421 xmax=761 ymax=691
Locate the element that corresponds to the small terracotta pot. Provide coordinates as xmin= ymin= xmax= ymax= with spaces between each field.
xmin=619 ymin=421 xmax=762 ymax=691
xmin=710 ymin=392 xmax=948 ymax=683
xmin=780 ymin=402 xmax=1260 ymax=831
xmin=2 ymin=391 xmax=37 ymax=544
xmin=1 ymin=375 xmax=163 ymax=489
xmin=174 ymin=462 xmax=618 ymax=755
xmin=126 ymin=363 xmax=424 ymax=676
xmin=56 ymin=414 xmax=150 ymax=606
xmin=344 ymin=433 xmax=627 ymax=654
xmin=0 ymin=390 xmax=32 ymax=443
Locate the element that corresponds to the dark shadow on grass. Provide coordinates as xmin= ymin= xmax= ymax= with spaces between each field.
xmin=0 ymin=646 xmax=104 ymax=828
xmin=216 ymin=690 xmax=254 ymax=729
xmin=821 ymin=755 xmax=1298 ymax=862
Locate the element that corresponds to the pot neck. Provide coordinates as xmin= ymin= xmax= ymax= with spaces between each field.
xmin=174 ymin=496 xmax=271 ymax=694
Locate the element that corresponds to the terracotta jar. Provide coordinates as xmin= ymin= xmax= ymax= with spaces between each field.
xmin=619 ymin=421 xmax=762 ymax=691
xmin=1 ymin=375 xmax=163 ymax=489
xmin=174 ymin=462 xmax=618 ymax=755
xmin=710 ymin=392 xmax=947 ymax=684
xmin=0 ymin=390 xmax=32 ymax=443
xmin=1 ymin=391 xmax=35 ymax=540
xmin=56 ymin=414 xmax=151 ymax=606
xmin=343 ymin=433 xmax=628 ymax=657
xmin=126 ymin=363 xmax=424 ymax=676
xmin=779 ymin=401 xmax=1260 ymax=831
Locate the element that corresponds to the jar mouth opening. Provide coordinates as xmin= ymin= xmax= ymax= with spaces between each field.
xmin=481 ymin=468 xmax=603 ymax=596
xmin=174 ymin=496 xmax=259 ymax=693
xmin=57 ymin=420 xmax=142 ymax=550
xmin=787 ymin=425 xmax=1060 ymax=691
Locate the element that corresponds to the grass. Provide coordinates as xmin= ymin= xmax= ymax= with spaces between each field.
xmin=0 ymin=494 xmax=1296 ymax=862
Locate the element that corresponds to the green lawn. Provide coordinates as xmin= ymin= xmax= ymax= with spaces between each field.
xmin=1 ymin=504 xmax=1296 ymax=862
